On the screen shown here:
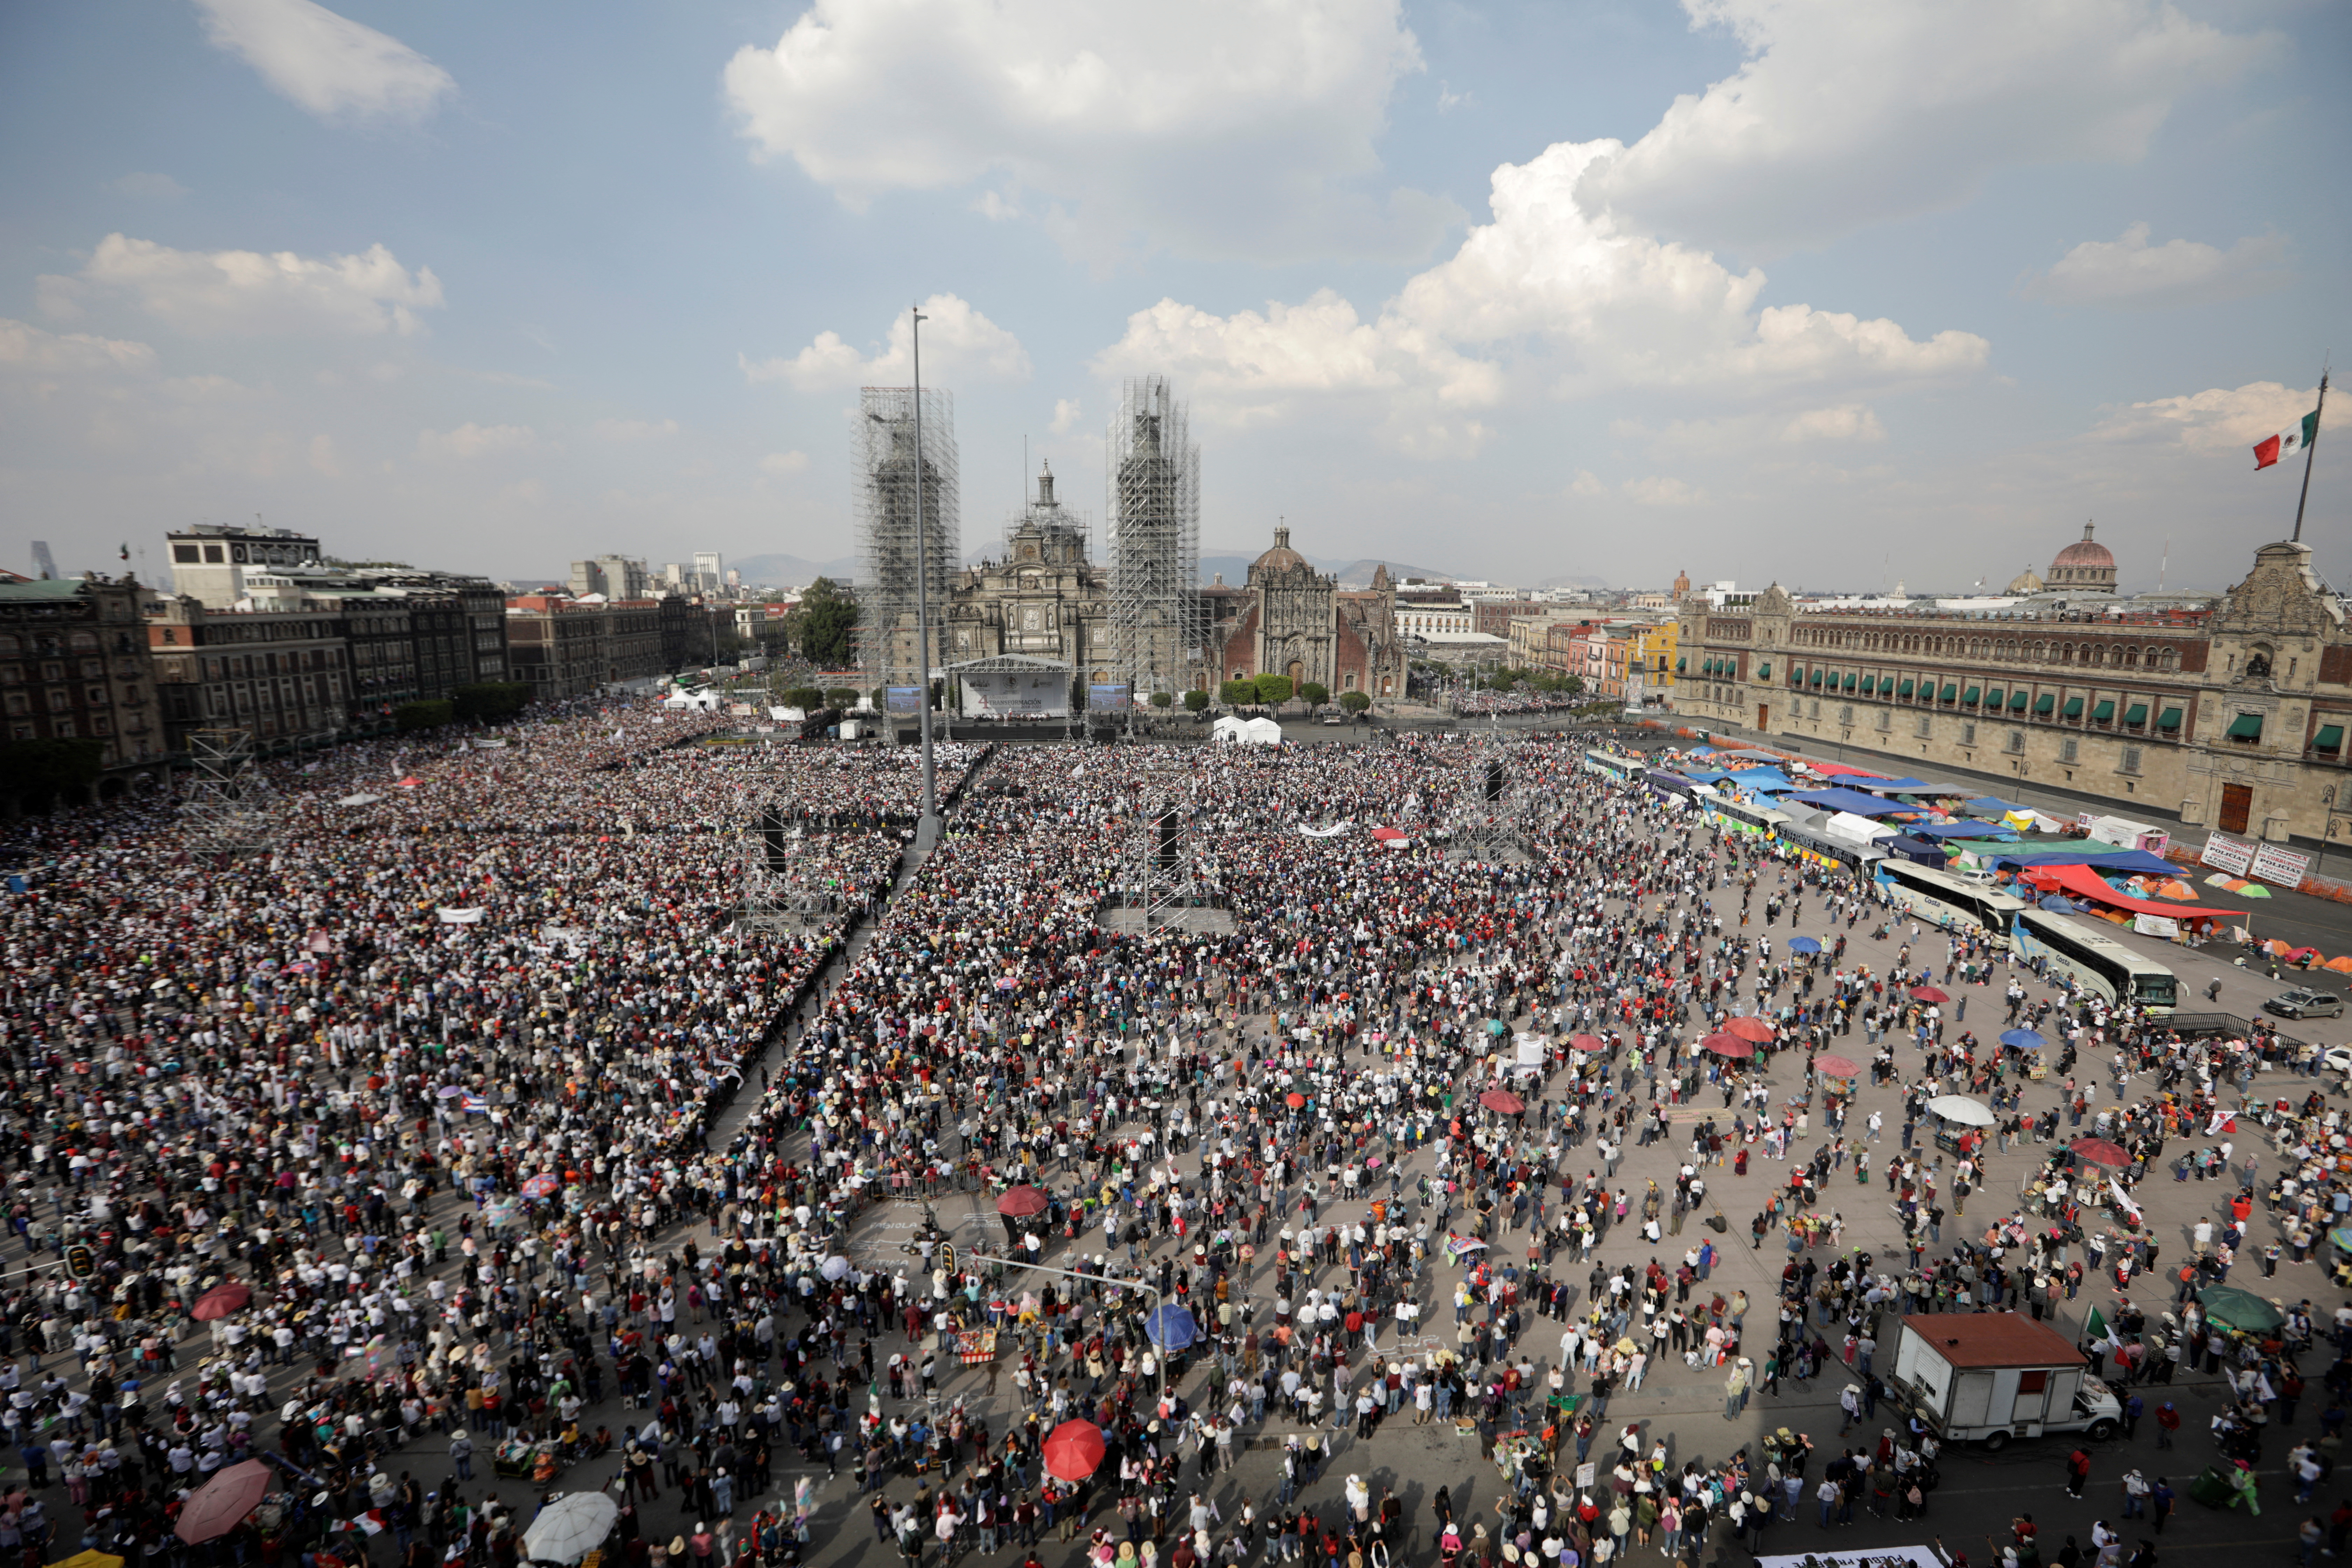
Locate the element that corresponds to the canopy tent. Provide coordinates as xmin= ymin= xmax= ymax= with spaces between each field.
xmin=1839 ymin=777 xmax=1939 ymax=795
xmin=1805 ymin=761 xmax=1888 ymax=778
xmin=2025 ymin=862 xmax=2245 ymax=921
xmin=1789 ymin=788 xmax=1926 ymax=818
xmin=1900 ymin=819 xmax=2017 ymax=840
xmin=1243 ymin=717 xmax=1283 ymax=745
xmin=1961 ymin=796 xmax=2024 ymax=819
xmin=1983 ymin=845 xmax=2180 ymax=877
xmin=1716 ymin=767 xmax=1798 ymax=794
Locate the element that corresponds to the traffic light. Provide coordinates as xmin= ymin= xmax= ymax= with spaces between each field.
xmin=65 ymin=1245 xmax=96 ymax=1281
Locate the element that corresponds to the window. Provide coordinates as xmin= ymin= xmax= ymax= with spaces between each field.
xmin=2227 ymin=712 xmax=2263 ymax=744
xmin=2007 ymin=730 xmax=2025 ymax=754
xmin=2120 ymin=746 xmax=2143 ymax=775
xmin=1961 ymin=722 xmax=1977 ymax=746
xmin=1914 ymin=715 xmax=1932 ymax=738
xmin=1838 ymin=704 xmax=1854 ymax=725
xmin=1807 ymin=700 xmax=1820 ymax=719
xmin=2060 ymin=738 xmax=2078 ymax=763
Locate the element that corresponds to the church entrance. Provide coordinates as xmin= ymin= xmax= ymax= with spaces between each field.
xmin=1287 ymin=659 xmax=1304 ymax=687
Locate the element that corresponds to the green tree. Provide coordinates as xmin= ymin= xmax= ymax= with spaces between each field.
xmin=1183 ymin=690 xmax=1210 ymax=713
xmin=1149 ymin=690 xmax=1173 ymax=708
xmin=393 ymin=699 xmax=454 ymax=732
xmin=789 ymin=577 xmax=859 ymax=666
xmin=1219 ymin=679 xmax=1254 ymax=707
xmin=1253 ymin=673 xmax=1294 ymax=706
xmin=822 ymin=687 xmax=859 ymax=709
xmin=782 ymin=686 xmax=825 ymax=711
xmin=1339 ymin=690 xmax=1371 ymax=714
xmin=869 ymin=687 xmax=889 ymax=710
xmin=1563 ymin=674 xmax=1585 ymax=694
xmin=1298 ymin=681 xmax=1329 ymax=707
xmin=451 ymin=681 xmax=531 ymax=722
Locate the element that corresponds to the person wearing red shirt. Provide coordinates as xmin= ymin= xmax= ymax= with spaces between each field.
xmin=2155 ymin=1402 xmax=2180 ymax=1448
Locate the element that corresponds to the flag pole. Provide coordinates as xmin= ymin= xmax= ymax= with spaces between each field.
xmin=2294 ymin=369 xmax=2328 ymax=543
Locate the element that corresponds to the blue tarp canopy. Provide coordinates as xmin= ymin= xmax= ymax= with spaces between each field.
xmin=1885 ymin=834 xmax=1946 ymax=865
xmin=1789 ymin=788 xmax=1923 ymax=818
xmin=1902 ymin=820 xmax=2017 ymax=841
xmin=1988 ymin=847 xmax=2178 ymax=876
xmin=1843 ymin=777 xmax=1939 ymax=795
xmin=1962 ymin=796 xmax=2023 ymax=819
xmin=1719 ymin=767 xmax=1798 ymax=793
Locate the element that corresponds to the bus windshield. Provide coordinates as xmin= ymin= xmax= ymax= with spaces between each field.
xmin=2013 ymin=910 xmax=2177 ymax=1013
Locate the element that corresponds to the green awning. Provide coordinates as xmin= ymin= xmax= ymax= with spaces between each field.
xmin=2157 ymin=707 xmax=2183 ymax=730
xmin=1963 ymin=685 xmax=1981 ymax=705
xmin=2317 ymin=725 xmax=2345 ymax=751
xmin=2227 ymin=712 xmax=2263 ymax=740
xmin=2092 ymin=700 xmax=2115 ymax=721
xmin=1810 ymin=669 xmax=1823 ymax=686
xmin=2033 ymin=693 xmax=2056 ymax=714
xmin=1788 ymin=664 xmax=1802 ymax=682
xmin=1843 ymin=673 xmax=1857 ymax=690
xmin=1898 ymin=679 xmax=1916 ymax=697
xmin=2010 ymin=690 xmax=2031 ymax=710
xmin=2125 ymin=703 xmax=2148 ymax=725
xmin=2062 ymin=696 xmax=2084 ymax=718
xmin=1982 ymin=687 xmax=2002 ymax=708
xmin=1940 ymin=683 xmax=1959 ymax=702
xmin=1675 ymin=657 xmax=1685 ymax=672
xmin=1756 ymin=662 xmax=1771 ymax=679
xmin=1861 ymin=675 xmax=1876 ymax=694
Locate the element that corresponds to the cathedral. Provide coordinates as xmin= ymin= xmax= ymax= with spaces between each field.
xmin=942 ymin=472 xmax=1405 ymax=700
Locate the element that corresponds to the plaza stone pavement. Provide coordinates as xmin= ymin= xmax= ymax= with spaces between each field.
xmin=324 ymin=859 xmax=2352 ymax=1568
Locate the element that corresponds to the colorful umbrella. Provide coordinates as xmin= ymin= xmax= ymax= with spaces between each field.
xmin=1924 ymin=1095 xmax=1994 ymax=1128
xmin=1786 ymin=937 xmax=1822 ymax=953
xmin=2070 ymin=1137 xmax=2129 ymax=1168
xmin=1909 ymin=986 xmax=1949 ymax=1004
xmin=1285 ymin=1092 xmax=1307 ymax=1108
xmin=522 ymin=1492 xmax=620 ymax=1564
xmin=1700 ymin=1034 xmax=1754 ymax=1059
xmin=2198 ymin=1284 xmax=2284 ymax=1333
xmin=176 ymin=1460 xmax=273 ymax=1544
xmin=996 ymin=1185 xmax=1050 ymax=1219
xmin=190 ymin=1282 xmax=251 ymax=1322
xmin=520 ymin=1174 xmax=563 ymax=1199
xmin=1043 ymin=1420 xmax=1107 ymax=1482
xmin=1568 ymin=1034 xmax=1606 ymax=1054
xmin=1814 ymin=1055 xmax=1860 ymax=1079
xmin=1478 ymin=1088 xmax=1525 ymax=1114
xmin=1722 ymin=1016 xmax=1775 ymax=1043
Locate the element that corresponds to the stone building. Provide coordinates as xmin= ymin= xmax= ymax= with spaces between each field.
xmin=1201 ymin=529 xmax=1406 ymax=698
xmin=1672 ymin=528 xmax=2352 ymax=853
xmin=943 ymin=464 xmax=1127 ymax=683
xmin=145 ymin=596 xmax=350 ymax=754
xmin=0 ymin=575 xmax=164 ymax=797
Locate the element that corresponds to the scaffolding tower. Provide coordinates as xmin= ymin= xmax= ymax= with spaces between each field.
xmin=734 ymin=793 xmax=843 ymax=934
xmin=178 ymin=728 xmax=278 ymax=858
xmin=854 ymin=386 xmax=959 ymax=694
xmin=1109 ymin=376 xmax=1201 ymax=703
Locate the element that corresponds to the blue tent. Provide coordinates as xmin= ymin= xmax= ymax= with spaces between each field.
xmin=1843 ymin=777 xmax=1938 ymax=794
xmin=2000 ymin=1028 xmax=2047 ymax=1051
xmin=1990 ymin=847 xmax=2177 ymax=876
xmin=1789 ymin=788 xmax=1923 ymax=818
xmin=1901 ymin=820 xmax=2017 ymax=841
xmin=2038 ymin=895 xmax=2079 ymax=912
xmin=1962 ymin=796 xmax=2024 ymax=819
xmin=1145 ymin=1305 xmax=1198 ymax=1351
xmin=1720 ymin=767 xmax=1798 ymax=794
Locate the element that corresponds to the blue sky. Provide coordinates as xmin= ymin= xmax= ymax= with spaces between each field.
xmin=1 ymin=0 xmax=2345 ymax=594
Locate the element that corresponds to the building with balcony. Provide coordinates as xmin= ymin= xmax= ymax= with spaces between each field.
xmin=0 ymin=575 xmax=163 ymax=797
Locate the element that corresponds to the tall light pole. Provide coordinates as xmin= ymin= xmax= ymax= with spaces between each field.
xmin=911 ymin=304 xmax=940 ymax=852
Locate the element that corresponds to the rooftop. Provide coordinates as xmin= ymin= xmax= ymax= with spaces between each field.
xmin=1900 ymin=1312 xmax=2084 ymax=1369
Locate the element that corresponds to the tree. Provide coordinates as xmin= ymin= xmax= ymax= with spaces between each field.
xmin=1253 ymin=673 xmax=1294 ymax=706
xmin=1339 ymin=690 xmax=1371 ymax=714
xmin=1299 ymin=682 xmax=1329 ymax=707
xmin=1563 ymin=675 xmax=1585 ymax=694
xmin=394 ymin=699 xmax=454 ymax=732
xmin=789 ymin=577 xmax=859 ymax=667
xmin=1219 ymin=679 xmax=1255 ymax=707
xmin=781 ymin=686 xmax=825 ymax=711
xmin=1149 ymin=691 xmax=1173 ymax=708
xmin=452 ymin=681 xmax=531 ymax=722
xmin=869 ymin=687 xmax=889 ymax=710
xmin=822 ymin=687 xmax=859 ymax=708
xmin=1183 ymin=690 xmax=1210 ymax=714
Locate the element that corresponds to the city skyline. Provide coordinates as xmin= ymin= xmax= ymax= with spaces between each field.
xmin=1 ymin=0 xmax=2344 ymax=594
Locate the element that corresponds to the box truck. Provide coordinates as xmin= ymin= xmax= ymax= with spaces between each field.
xmin=1888 ymin=1314 xmax=2120 ymax=1450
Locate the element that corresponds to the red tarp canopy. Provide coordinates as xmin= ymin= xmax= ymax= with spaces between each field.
xmin=2027 ymin=862 xmax=2245 ymax=921
xmin=1808 ymin=762 xmax=1889 ymax=778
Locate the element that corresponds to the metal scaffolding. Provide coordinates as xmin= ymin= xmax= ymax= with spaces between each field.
xmin=735 ymin=793 xmax=845 ymax=934
xmin=178 ymin=728 xmax=277 ymax=858
xmin=1109 ymin=376 xmax=1201 ymax=702
xmin=854 ymin=386 xmax=959 ymax=693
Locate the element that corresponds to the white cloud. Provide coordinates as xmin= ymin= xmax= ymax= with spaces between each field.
xmin=416 ymin=423 xmax=534 ymax=461
xmin=1567 ymin=469 xmax=1607 ymax=498
xmin=593 ymin=417 xmax=679 ymax=442
xmin=1049 ymin=398 xmax=1082 ymax=436
xmin=308 ymin=433 xmax=342 ymax=476
xmin=2021 ymin=222 xmax=2289 ymax=309
xmin=2092 ymin=380 xmax=2319 ymax=453
xmin=112 ymin=172 xmax=188 ymax=200
xmin=1095 ymin=140 xmax=1983 ymax=453
xmin=760 ymin=450 xmax=811 ymax=476
xmin=0 ymin=317 xmax=158 ymax=376
xmin=193 ymin=0 xmax=455 ymax=124
xmin=40 ymin=233 xmax=443 ymax=337
xmin=1782 ymin=404 xmax=1886 ymax=443
xmin=498 ymin=478 xmax=545 ymax=506
xmin=723 ymin=0 xmax=1451 ymax=266
xmin=1623 ymin=476 xmax=1704 ymax=506
xmin=1572 ymin=0 xmax=2266 ymax=256
xmin=742 ymin=294 xmax=1031 ymax=391
xmin=971 ymin=191 xmax=1022 ymax=223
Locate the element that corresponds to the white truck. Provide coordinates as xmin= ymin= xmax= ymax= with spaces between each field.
xmin=2086 ymin=814 xmax=2171 ymax=856
xmin=1889 ymin=1314 xmax=2121 ymax=1451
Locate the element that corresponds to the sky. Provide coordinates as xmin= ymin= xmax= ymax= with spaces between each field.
xmin=1 ymin=0 xmax=2346 ymax=595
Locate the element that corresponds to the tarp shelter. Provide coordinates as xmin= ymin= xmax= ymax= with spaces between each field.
xmin=1901 ymin=819 xmax=2015 ymax=840
xmin=1790 ymin=788 xmax=1926 ymax=818
xmin=1884 ymin=834 xmax=1947 ymax=866
xmin=1716 ymin=767 xmax=1799 ymax=794
xmin=1984 ymin=845 xmax=2179 ymax=877
xmin=1244 ymin=716 xmax=1283 ymax=744
xmin=2025 ymin=862 xmax=2244 ymax=922
xmin=1842 ymin=777 xmax=1939 ymax=795
xmin=1212 ymin=715 xmax=1250 ymax=744
xmin=1828 ymin=810 xmax=1896 ymax=843
xmin=1806 ymin=761 xmax=1889 ymax=778
xmin=1962 ymin=796 xmax=2024 ymax=819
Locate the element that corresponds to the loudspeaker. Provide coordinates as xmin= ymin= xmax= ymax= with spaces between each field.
xmin=1484 ymin=761 xmax=1505 ymax=802
xmin=1155 ymin=812 xmax=1181 ymax=871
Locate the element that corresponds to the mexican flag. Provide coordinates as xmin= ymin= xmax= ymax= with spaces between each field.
xmin=2254 ymin=406 xmax=2321 ymax=469
xmin=2084 ymin=1304 xmax=2115 ymax=1348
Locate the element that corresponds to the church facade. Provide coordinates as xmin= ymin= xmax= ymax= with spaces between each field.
xmin=1201 ymin=527 xmax=1407 ymax=698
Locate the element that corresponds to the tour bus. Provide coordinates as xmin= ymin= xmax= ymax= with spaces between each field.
xmin=1778 ymin=820 xmax=1886 ymax=878
xmin=1582 ymin=750 xmax=1637 ymax=783
xmin=1874 ymin=859 xmax=2027 ymax=945
xmin=2012 ymin=908 xmax=2178 ymax=1014
xmin=1701 ymin=792 xmax=1790 ymax=840
xmin=1644 ymin=768 xmax=1701 ymax=805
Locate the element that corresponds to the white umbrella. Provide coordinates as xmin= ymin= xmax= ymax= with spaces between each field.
xmin=523 ymin=1491 xmax=619 ymax=1564
xmin=821 ymin=1255 xmax=852 ymax=1282
xmin=1924 ymin=1094 xmax=1995 ymax=1128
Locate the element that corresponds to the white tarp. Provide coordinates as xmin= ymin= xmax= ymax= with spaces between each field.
xmin=1245 ymin=717 xmax=1283 ymax=745
xmin=1757 ymin=1551 xmax=1943 ymax=1568
xmin=335 ymin=793 xmax=383 ymax=807
xmin=1295 ymin=821 xmax=1353 ymax=838
xmin=2134 ymin=913 xmax=2180 ymax=939
xmin=436 ymin=908 xmax=486 ymax=925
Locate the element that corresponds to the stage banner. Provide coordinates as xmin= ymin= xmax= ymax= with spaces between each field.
xmin=885 ymin=686 xmax=924 ymax=716
xmin=961 ymin=670 xmax=1069 ymax=718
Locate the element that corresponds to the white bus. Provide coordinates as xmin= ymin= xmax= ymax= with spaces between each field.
xmin=1874 ymin=860 xmax=2027 ymax=944
xmin=1582 ymin=750 xmax=1637 ymax=783
xmin=2012 ymin=909 xmax=2178 ymax=1014
xmin=1701 ymin=793 xmax=1790 ymax=840
xmin=1778 ymin=820 xmax=1885 ymax=878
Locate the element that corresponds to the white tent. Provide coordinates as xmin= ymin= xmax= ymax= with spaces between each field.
xmin=1244 ymin=716 xmax=1283 ymax=746
xmin=1212 ymin=715 xmax=1250 ymax=744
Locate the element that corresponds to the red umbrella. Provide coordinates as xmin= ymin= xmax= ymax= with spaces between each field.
xmin=1285 ymin=1092 xmax=1307 ymax=1108
xmin=1814 ymin=1054 xmax=1860 ymax=1079
xmin=1909 ymin=986 xmax=1950 ymax=1004
xmin=1722 ymin=1016 xmax=1776 ymax=1043
xmin=190 ymin=1282 xmax=251 ymax=1322
xmin=520 ymin=1174 xmax=563 ymax=1199
xmin=996 ymin=1185 xmax=1050 ymax=1219
xmin=1478 ymin=1088 xmax=1525 ymax=1115
xmin=176 ymin=1459 xmax=273 ymax=1543
xmin=1567 ymin=1034 xmax=1606 ymax=1054
xmin=2070 ymin=1137 xmax=2130 ymax=1168
xmin=1043 ymin=1419 xmax=1107 ymax=1482
xmin=1700 ymin=1034 xmax=1754 ymax=1059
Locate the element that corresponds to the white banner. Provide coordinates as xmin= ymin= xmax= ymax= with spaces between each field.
xmin=436 ymin=908 xmax=486 ymax=925
xmin=1295 ymin=821 xmax=1354 ymax=838
xmin=2133 ymin=914 xmax=2179 ymax=939
xmin=961 ymin=668 xmax=1070 ymax=719
xmin=2252 ymin=842 xmax=2311 ymax=887
xmin=2200 ymin=834 xmax=2257 ymax=876
xmin=1515 ymin=1037 xmax=1547 ymax=1069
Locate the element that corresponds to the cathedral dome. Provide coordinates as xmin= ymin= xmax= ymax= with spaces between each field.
xmin=2052 ymin=524 xmax=2114 ymax=570
xmin=1252 ymin=525 xmax=1311 ymax=575
xmin=2047 ymin=522 xmax=2116 ymax=591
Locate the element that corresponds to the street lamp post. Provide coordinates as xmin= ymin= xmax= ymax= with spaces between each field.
xmin=910 ymin=304 xmax=940 ymax=853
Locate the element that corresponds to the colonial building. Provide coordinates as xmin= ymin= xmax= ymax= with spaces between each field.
xmin=1202 ymin=530 xmax=1406 ymax=698
xmin=145 ymin=596 xmax=349 ymax=754
xmin=0 ymin=575 xmax=164 ymax=796
xmin=944 ymin=465 xmax=1127 ymax=683
xmin=1672 ymin=529 xmax=2352 ymax=853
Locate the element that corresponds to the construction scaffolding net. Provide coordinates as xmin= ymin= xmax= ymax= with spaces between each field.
xmin=854 ymin=386 xmax=959 ymax=691
xmin=178 ymin=728 xmax=277 ymax=858
xmin=1109 ymin=376 xmax=1201 ymax=701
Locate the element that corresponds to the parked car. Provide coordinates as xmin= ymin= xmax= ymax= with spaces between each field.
xmin=1322 ymin=710 xmax=1346 ymax=725
xmin=2267 ymin=987 xmax=2346 ymax=1020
